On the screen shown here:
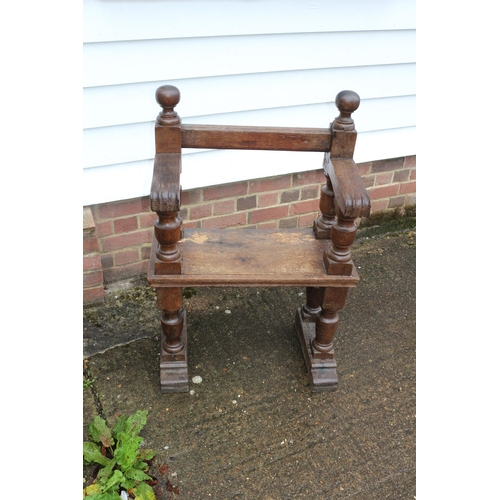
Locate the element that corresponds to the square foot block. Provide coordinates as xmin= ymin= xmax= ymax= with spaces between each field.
xmin=295 ymin=308 xmax=338 ymax=392
xmin=313 ymin=219 xmax=332 ymax=239
xmin=159 ymin=310 xmax=189 ymax=393
xmin=323 ymin=252 xmax=353 ymax=276
xmin=154 ymin=259 xmax=182 ymax=275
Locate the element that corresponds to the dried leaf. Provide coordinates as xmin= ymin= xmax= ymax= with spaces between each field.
xmin=166 ymin=480 xmax=180 ymax=494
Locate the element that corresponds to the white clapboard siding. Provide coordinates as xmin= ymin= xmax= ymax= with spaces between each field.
xmin=83 ymin=0 xmax=415 ymax=43
xmin=83 ymin=127 xmax=415 ymax=206
xmin=180 ymin=128 xmax=416 ymax=189
xmin=84 ymin=64 xmax=416 ymax=129
xmin=83 ymin=0 xmax=416 ymax=206
xmin=84 ymin=30 xmax=415 ymax=88
xmin=84 ymin=95 xmax=416 ymax=169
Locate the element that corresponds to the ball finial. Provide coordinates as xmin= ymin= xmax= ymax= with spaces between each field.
xmin=155 ymin=85 xmax=181 ymax=126
xmin=332 ymin=90 xmax=360 ymax=131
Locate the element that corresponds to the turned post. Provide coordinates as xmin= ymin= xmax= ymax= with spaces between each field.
xmin=302 ymin=286 xmax=324 ymax=322
xmin=151 ymin=85 xmax=183 ymax=275
xmin=312 ymin=287 xmax=349 ymax=359
xmin=323 ymin=185 xmax=359 ymax=276
xmin=157 ymin=288 xmax=185 ymax=355
xmin=314 ymin=90 xmax=360 ymax=239
xmin=322 ymin=90 xmax=371 ymax=276
xmin=151 ymin=85 xmax=187 ymax=372
xmin=154 ymin=211 xmax=182 ymax=268
xmin=313 ymin=174 xmax=336 ymax=239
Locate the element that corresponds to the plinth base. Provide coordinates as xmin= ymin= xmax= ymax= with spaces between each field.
xmin=295 ymin=308 xmax=338 ymax=392
xmin=159 ymin=309 xmax=188 ymax=393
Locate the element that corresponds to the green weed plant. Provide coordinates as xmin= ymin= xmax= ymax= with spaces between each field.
xmin=83 ymin=410 xmax=157 ymax=500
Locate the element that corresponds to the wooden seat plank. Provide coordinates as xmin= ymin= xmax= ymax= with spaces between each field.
xmin=148 ymin=228 xmax=359 ymax=287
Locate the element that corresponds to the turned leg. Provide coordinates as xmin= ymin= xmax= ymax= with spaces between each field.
xmin=154 ymin=211 xmax=182 ymax=274
xmin=295 ymin=286 xmax=349 ymax=391
xmin=156 ymin=287 xmax=188 ymax=393
xmin=153 ymin=211 xmax=187 ymax=392
xmin=313 ymin=174 xmax=336 ymax=239
xmin=312 ymin=287 xmax=348 ymax=359
xmin=159 ymin=287 xmax=184 ymax=354
xmin=301 ymin=286 xmax=324 ymax=322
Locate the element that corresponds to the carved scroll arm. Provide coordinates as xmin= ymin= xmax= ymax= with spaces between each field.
xmin=150 ymin=152 xmax=182 ymax=213
xmin=150 ymin=152 xmax=183 ymax=274
xmin=323 ymin=155 xmax=371 ymax=219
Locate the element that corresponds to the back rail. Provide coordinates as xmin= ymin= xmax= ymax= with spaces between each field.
xmin=181 ymin=124 xmax=332 ymax=152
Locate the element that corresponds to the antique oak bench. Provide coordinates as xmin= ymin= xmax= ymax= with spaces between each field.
xmin=147 ymin=85 xmax=371 ymax=393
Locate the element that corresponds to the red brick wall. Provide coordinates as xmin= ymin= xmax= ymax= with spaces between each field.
xmin=83 ymin=207 xmax=105 ymax=303
xmin=361 ymin=156 xmax=416 ymax=212
xmin=83 ymin=155 xmax=415 ymax=303
xmin=90 ymin=197 xmax=156 ymax=285
xmin=180 ymin=168 xmax=325 ymax=231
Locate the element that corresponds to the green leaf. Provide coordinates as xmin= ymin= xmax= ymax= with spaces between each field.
xmin=112 ymin=410 xmax=147 ymax=441
xmin=125 ymin=410 xmax=148 ymax=437
xmin=96 ymin=458 xmax=117 ymax=483
xmin=101 ymin=469 xmax=123 ymax=493
xmin=85 ymin=492 xmax=121 ymax=500
xmin=114 ymin=433 xmax=142 ymax=471
xmin=136 ymin=448 xmax=156 ymax=461
xmin=88 ymin=416 xmax=115 ymax=448
xmin=124 ymin=467 xmax=153 ymax=482
xmin=83 ymin=442 xmax=110 ymax=467
xmin=111 ymin=414 xmax=128 ymax=440
xmin=132 ymin=460 xmax=148 ymax=472
xmin=120 ymin=477 xmax=136 ymax=491
xmin=132 ymin=482 xmax=157 ymax=500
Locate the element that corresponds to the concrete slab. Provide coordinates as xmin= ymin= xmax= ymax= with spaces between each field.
xmin=83 ymin=229 xmax=416 ymax=499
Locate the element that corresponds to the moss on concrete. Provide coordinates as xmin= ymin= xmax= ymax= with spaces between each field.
xmin=358 ymin=204 xmax=416 ymax=239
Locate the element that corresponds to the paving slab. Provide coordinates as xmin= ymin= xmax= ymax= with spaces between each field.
xmin=83 ymin=229 xmax=416 ymax=499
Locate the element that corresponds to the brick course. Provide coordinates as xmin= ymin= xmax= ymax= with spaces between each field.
xmin=368 ymin=184 xmax=400 ymax=200
xmin=249 ymin=176 xmax=290 ymax=194
xmin=249 ymin=205 xmax=289 ymax=224
xmin=114 ymin=216 xmax=138 ymax=234
xmin=292 ymin=170 xmax=325 ymax=186
xmin=237 ymin=195 xmax=257 ymax=211
xmin=83 ymin=207 xmax=104 ymax=303
xmin=214 ymin=199 xmax=235 ymax=215
xmin=258 ymin=192 xmax=279 ymax=207
xmin=290 ymin=199 xmax=319 ymax=216
xmin=400 ymin=181 xmax=417 ymax=195
xmin=281 ymin=190 xmax=300 ymax=203
xmin=202 ymin=212 xmax=247 ymax=229
xmin=203 ymin=182 xmax=247 ymax=201
xmin=301 ymin=186 xmax=319 ymax=200
xmin=83 ymin=155 xmax=416 ymax=303
xmin=371 ymin=157 xmax=404 ymax=173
